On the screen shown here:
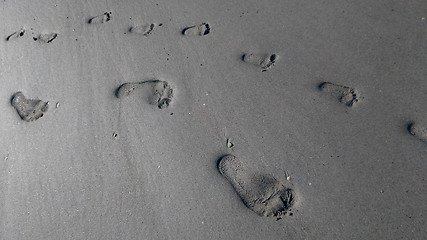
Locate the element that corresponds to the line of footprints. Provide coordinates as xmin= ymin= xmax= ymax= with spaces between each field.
xmin=7 ymin=11 xmax=427 ymax=220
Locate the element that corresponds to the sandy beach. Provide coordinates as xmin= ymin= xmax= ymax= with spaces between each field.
xmin=1 ymin=0 xmax=426 ymax=239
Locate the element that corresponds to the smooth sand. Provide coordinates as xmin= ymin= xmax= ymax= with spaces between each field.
xmin=1 ymin=0 xmax=426 ymax=239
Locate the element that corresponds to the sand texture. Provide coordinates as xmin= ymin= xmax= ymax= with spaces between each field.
xmin=0 ymin=0 xmax=426 ymax=239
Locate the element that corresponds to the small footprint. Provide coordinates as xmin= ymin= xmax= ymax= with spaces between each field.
xmin=88 ymin=11 xmax=112 ymax=24
xmin=408 ymin=122 xmax=427 ymax=143
xmin=318 ymin=82 xmax=360 ymax=107
xmin=116 ymin=80 xmax=174 ymax=109
xmin=11 ymin=92 xmax=49 ymax=122
xmin=36 ymin=33 xmax=58 ymax=43
xmin=6 ymin=27 xmax=25 ymax=41
xmin=130 ymin=24 xmax=155 ymax=36
xmin=242 ymin=53 xmax=278 ymax=72
xmin=218 ymin=155 xmax=296 ymax=219
xmin=182 ymin=23 xmax=210 ymax=36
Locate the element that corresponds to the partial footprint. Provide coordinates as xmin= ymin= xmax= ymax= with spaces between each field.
xmin=408 ymin=122 xmax=427 ymax=143
xmin=182 ymin=23 xmax=210 ymax=36
xmin=242 ymin=53 xmax=278 ymax=72
xmin=130 ymin=24 xmax=155 ymax=36
xmin=36 ymin=33 xmax=58 ymax=43
xmin=116 ymin=80 xmax=174 ymax=109
xmin=318 ymin=82 xmax=360 ymax=107
xmin=218 ymin=155 xmax=296 ymax=219
xmin=6 ymin=27 xmax=25 ymax=41
xmin=88 ymin=11 xmax=112 ymax=24
xmin=11 ymin=92 xmax=49 ymax=122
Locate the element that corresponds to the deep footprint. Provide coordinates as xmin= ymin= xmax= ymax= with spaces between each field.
xmin=182 ymin=23 xmax=210 ymax=36
xmin=218 ymin=155 xmax=296 ymax=219
xmin=11 ymin=92 xmax=49 ymax=122
xmin=242 ymin=53 xmax=278 ymax=72
xmin=36 ymin=33 xmax=58 ymax=43
xmin=130 ymin=24 xmax=155 ymax=36
xmin=318 ymin=82 xmax=360 ymax=107
xmin=88 ymin=11 xmax=112 ymax=24
xmin=408 ymin=122 xmax=427 ymax=143
xmin=6 ymin=27 xmax=25 ymax=41
xmin=116 ymin=80 xmax=173 ymax=109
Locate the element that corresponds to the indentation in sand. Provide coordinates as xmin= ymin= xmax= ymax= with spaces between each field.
xmin=116 ymin=80 xmax=174 ymax=109
xmin=218 ymin=155 xmax=296 ymax=219
xmin=319 ymin=82 xmax=360 ymax=107
xmin=242 ymin=53 xmax=278 ymax=72
xmin=11 ymin=92 xmax=49 ymax=122
xmin=182 ymin=23 xmax=210 ymax=36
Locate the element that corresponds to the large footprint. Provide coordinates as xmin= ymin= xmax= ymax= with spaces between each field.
xmin=318 ymin=82 xmax=360 ymax=107
xmin=242 ymin=53 xmax=278 ymax=72
xmin=11 ymin=92 xmax=49 ymax=122
xmin=116 ymin=80 xmax=174 ymax=109
xmin=218 ymin=155 xmax=296 ymax=219
xmin=408 ymin=122 xmax=427 ymax=143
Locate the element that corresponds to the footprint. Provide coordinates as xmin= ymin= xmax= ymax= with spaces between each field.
xmin=242 ymin=53 xmax=278 ymax=72
xmin=88 ymin=11 xmax=112 ymax=24
xmin=408 ymin=122 xmax=427 ymax=143
xmin=318 ymin=82 xmax=360 ymax=107
xmin=130 ymin=24 xmax=155 ymax=36
xmin=6 ymin=27 xmax=25 ymax=41
xmin=36 ymin=33 xmax=58 ymax=43
xmin=116 ymin=80 xmax=174 ymax=109
xmin=218 ymin=155 xmax=296 ymax=219
xmin=11 ymin=92 xmax=49 ymax=122
xmin=182 ymin=23 xmax=210 ymax=36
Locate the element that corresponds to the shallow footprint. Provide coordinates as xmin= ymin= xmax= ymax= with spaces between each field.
xmin=408 ymin=122 xmax=427 ymax=143
xmin=6 ymin=27 xmax=25 ymax=41
xmin=116 ymin=80 xmax=173 ymax=109
xmin=218 ymin=155 xmax=296 ymax=219
xmin=130 ymin=24 xmax=155 ymax=36
xmin=182 ymin=23 xmax=210 ymax=36
xmin=88 ymin=11 xmax=112 ymax=24
xmin=242 ymin=53 xmax=278 ymax=72
xmin=36 ymin=33 xmax=58 ymax=43
xmin=318 ymin=82 xmax=360 ymax=107
xmin=11 ymin=92 xmax=49 ymax=122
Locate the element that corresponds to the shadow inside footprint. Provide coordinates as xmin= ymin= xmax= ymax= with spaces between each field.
xmin=408 ymin=122 xmax=427 ymax=143
xmin=116 ymin=80 xmax=174 ymax=109
xmin=217 ymin=155 xmax=296 ymax=219
xmin=11 ymin=92 xmax=49 ymax=122
xmin=318 ymin=82 xmax=360 ymax=107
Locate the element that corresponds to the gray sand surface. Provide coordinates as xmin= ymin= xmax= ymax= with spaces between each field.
xmin=1 ymin=0 xmax=426 ymax=239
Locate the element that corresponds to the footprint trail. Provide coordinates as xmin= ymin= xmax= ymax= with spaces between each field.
xmin=182 ymin=23 xmax=210 ymax=36
xmin=242 ymin=53 xmax=278 ymax=72
xmin=408 ymin=122 xmax=427 ymax=143
xmin=218 ymin=155 xmax=296 ymax=219
xmin=116 ymin=80 xmax=174 ymax=109
xmin=319 ymin=82 xmax=360 ymax=107
xmin=11 ymin=92 xmax=49 ymax=122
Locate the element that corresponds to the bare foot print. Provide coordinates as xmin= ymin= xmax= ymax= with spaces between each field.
xmin=36 ymin=32 xmax=58 ymax=43
xmin=6 ymin=27 xmax=25 ymax=41
xmin=408 ymin=122 xmax=427 ymax=143
xmin=88 ymin=11 xmax=112 ymax=24
xmin=242 ymin=53 xmax=278 ymax=72
xmin=182 ymin=23 xmax=210 ymax=36
xmin=116 ymin=80 xmax=174 ymax=109
xmin=218 ymin=155 xmax=296 ymax=219
xmin=318 ymin=82 xmax=360 ymax=107
xmin=130 ymin=24 xmax=155 ymax=36
xmin=11 ymin=92 xmax=49 ymax=122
